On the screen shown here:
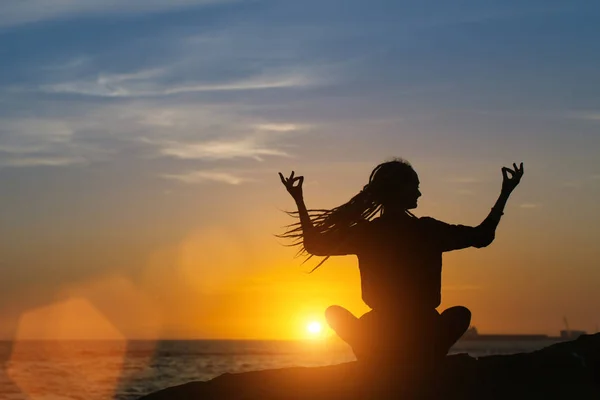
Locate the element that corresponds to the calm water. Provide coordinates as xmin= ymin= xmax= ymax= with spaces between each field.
xmin=0 ymin=338 xmax=561 ymax=400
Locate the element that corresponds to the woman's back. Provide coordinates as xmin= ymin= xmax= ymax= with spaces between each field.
xmin=354 ymin=216 xmax=443 ymax=313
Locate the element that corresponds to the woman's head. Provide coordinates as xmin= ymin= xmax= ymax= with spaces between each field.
xmin=366 ymin=158 xmax=421 ymax=211
xmin=279 ymin=157 xmax=420 ymax=271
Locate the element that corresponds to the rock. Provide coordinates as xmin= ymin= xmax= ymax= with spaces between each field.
xmin=138 ymin=333 xmax=600 ymax=399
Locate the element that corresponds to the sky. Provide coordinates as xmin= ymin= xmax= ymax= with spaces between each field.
xmin=0 ymin=0 xmax=599 ymax=342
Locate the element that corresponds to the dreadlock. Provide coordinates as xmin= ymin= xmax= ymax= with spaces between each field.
xmin=278 ymin=158 xmax=416 ymax=272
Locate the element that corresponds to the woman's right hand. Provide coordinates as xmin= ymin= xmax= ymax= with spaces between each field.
xmin=279 ymin=171 xmax=304 ymax=201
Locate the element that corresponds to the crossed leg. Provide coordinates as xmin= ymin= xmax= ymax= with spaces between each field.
xmin=325 ymin=305 xmax=361 ymax=347
xmin=325 ymin=305 xmax=471 ymax=361
xmin=437 ymin=306 xmax=471 ymax=355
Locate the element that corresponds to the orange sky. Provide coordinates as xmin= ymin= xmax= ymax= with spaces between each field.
xmin=1 ymin=1 xmax=600 ymax=341
xmin=5 ymin=160 xmax=600 ymax=341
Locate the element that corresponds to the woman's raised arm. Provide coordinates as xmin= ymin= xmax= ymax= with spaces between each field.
xmin=279 ymin=171 xmax=360 ymax=256
xmin=424 ymin=162 xmax=524 ymax=251
xmin=473 ymin=162 xmax=525 ymax=246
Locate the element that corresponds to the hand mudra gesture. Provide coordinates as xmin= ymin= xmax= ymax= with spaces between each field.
xmin=501 ymin=162 xmax=524 ymax=194
xmin=278 ymin=171 xmax=304 ymax=201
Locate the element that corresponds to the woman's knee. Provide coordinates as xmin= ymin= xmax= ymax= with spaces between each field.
xmin=441 ymin=306 xmax=471 ymax=333
xmin=325 ymin=305 xmax=358 ymax=329
xmin=325 ymin=305 xmax=348 ymax=322
xmin=442 ymin=306 xmax=471 ymax=321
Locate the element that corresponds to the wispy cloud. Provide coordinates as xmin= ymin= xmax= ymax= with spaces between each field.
xmin=0 ymin=119 xmax=74 ymax=142
xmin=0 ymin=116 xmax=119 ymax=168
xmin=255 ymin=124 xmax=307 ymax=133
xmin=0 ymin=0 xmax=235 ymax=27
xmin=0 ymin=100 xmax=302 ymax=170
xmin=39 ymin=72 xmax=314 ymax=98
xmin=0 ymin=156 xmax=85 ymax=168
xmin=0 ymin=119 xmax=78 ymax=167
xmin=162 ymin=170 xmax=248 ymax=185
xmin=157 ymin=138 xmax=290 ymax=162
xmin=519 ymin=203 xmax=541 ymax=209
xmin=566 ymin=112 xmax=600 ymax=121
xmin=41 ymin=56 xmax=91 ymax=71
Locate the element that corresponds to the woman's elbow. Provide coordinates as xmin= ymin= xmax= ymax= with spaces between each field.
xmin=473 ymin=232 xmax=495 ymax=248
xmin=303 ymin=239 xmax=329 ymax=256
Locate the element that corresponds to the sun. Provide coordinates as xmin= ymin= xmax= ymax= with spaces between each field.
xmin=306 ymin=321 xmax=323 ymax=336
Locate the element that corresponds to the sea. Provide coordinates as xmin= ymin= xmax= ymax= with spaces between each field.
xmin=0 ymin=338 xmax=563 ymax=400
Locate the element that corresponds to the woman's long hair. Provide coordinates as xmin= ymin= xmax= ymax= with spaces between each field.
xmin=278 ymin=158 xmax=416 ymax=272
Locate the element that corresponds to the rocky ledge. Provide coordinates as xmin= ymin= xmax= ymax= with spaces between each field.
xmin=139 ymin=333 xmax=600 ymax=399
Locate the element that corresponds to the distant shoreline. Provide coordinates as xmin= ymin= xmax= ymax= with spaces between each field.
xmin=460 ymin=327 xmax=589 ymax=342
xmin=0 ymin=334 xmax=590 ymax=343
xmin=459 ymin=335 xmax=561 ymax=342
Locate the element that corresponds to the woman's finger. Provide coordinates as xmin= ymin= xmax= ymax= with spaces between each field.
xmin=292 ymin=177 xmax=304 ymax=187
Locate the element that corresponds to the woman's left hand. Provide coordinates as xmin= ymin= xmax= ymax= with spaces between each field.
xmin=279 ymin=171 xmax=304 ymax=201
xmin=501 ymin=162 xmax=524 ymax=194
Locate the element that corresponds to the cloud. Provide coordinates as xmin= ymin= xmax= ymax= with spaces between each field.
xmin=38 ymin=72 xmax=315 ymax=98
xmin=567 ymin=112 xmax=600 ymax=121
xmin=137 ymin=110 xmax=180 ymax=128
xmin=41 ymin=56 xmax=91 ymax=71
xmin=255 ymin=124 xmax=306 ymax=133
xmin=0 ymin=156 xmax=86 ymax=168
xmin=157 ymin=138 xmax=290 ymax=161
xmin=0 ymin=119 xmax=78 ymax=167
xmin=0 ymin=119 xmax=74 ymax=143
xmin=519 ymin=203 xmax=541 ymax=209
xmin=0 ymin=0 xmax=236 ymax=28
xmin=0 ymin=97 xmax=303 ymax=170
xmin=162 ymin=170 xmax=248 ymax=185
xmin=0 ymin=117 xmax=114 ymax=168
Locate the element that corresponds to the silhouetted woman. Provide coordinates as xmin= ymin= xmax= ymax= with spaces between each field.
xmin=279 ymin=158 xmax=524 ymax=369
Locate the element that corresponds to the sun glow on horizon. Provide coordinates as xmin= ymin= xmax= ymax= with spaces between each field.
xmin=306 ymin=321 xmax=323 ymax=337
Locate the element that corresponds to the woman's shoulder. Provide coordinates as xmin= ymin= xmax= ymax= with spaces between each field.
xmin=417 ymin=216 xmax=452 ymax=233
xmin=418 ymin=217 xmax=446 ymax=224
xmin=418 ymin=216 xmax=445 ymax=225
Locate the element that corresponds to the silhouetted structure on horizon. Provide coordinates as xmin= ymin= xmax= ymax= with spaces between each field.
xmin=461 ymin=326 xmax=588 ymax=342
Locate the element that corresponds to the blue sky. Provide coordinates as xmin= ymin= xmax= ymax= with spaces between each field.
xmin=0 ymin=0 xmax=600 ymax=340
xmin=1 ymin=1 xmax=599 ymax=170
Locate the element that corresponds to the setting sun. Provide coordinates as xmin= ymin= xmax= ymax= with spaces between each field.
xmin=306 ymin=321 xmax=323 ymax=336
